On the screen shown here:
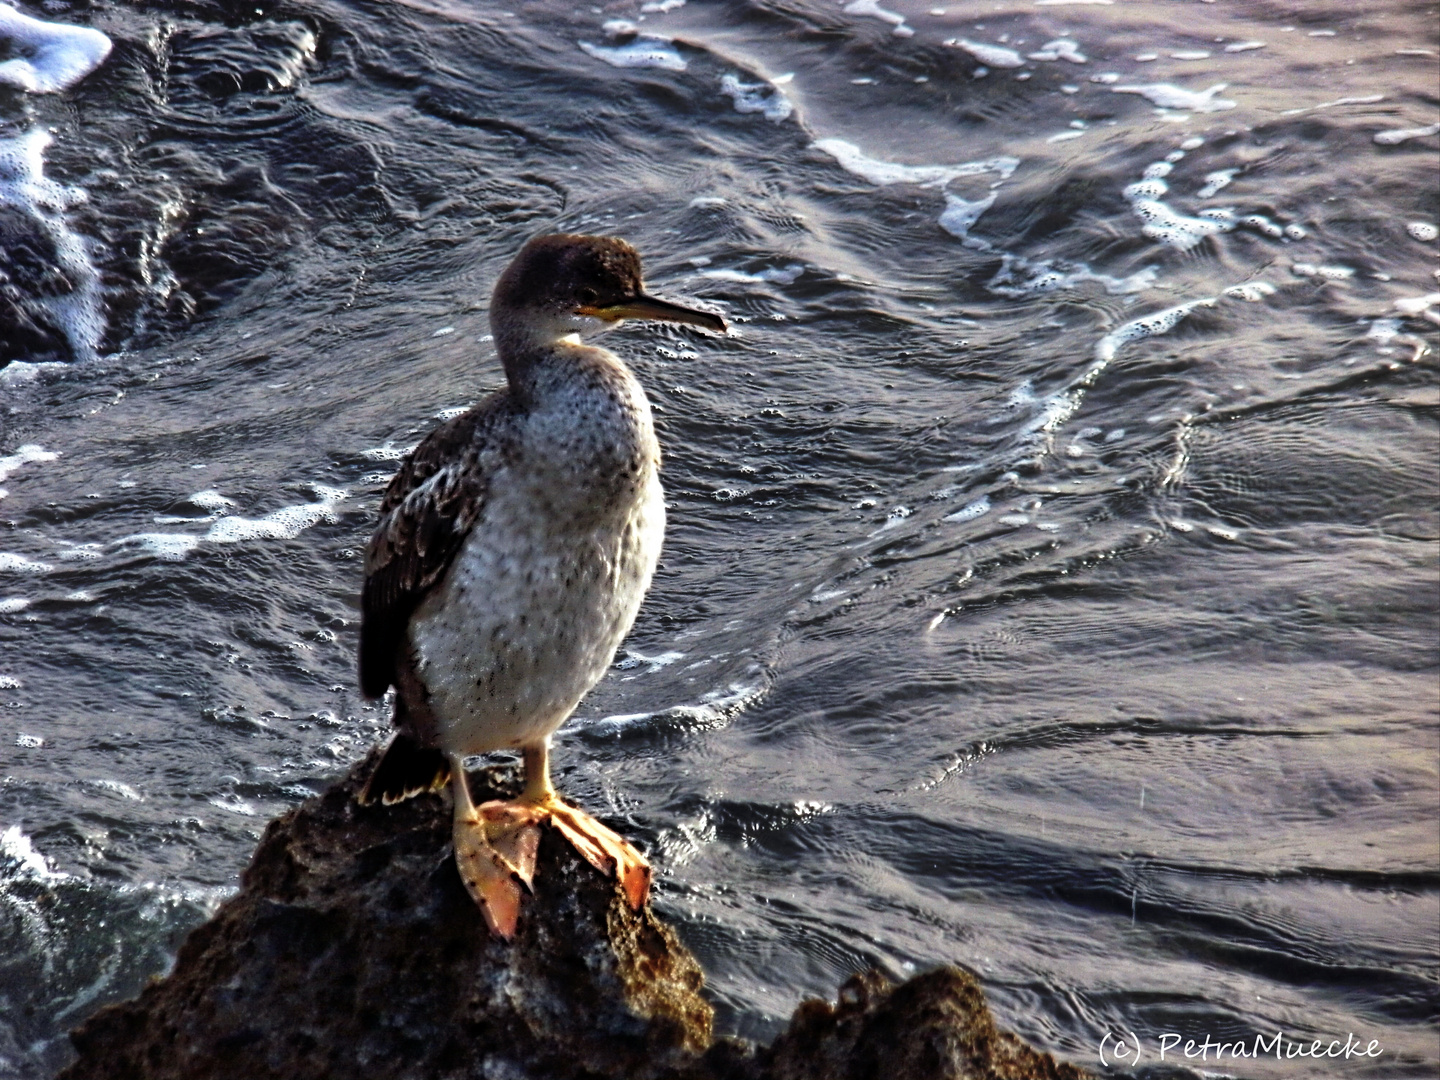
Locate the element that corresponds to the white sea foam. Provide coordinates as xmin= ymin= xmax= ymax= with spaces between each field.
xmin=0 ymin=3 xmax=111 ymax=93
xmin=0 ymin=552 xmax=53 ymax=574
xmin=359 ymin=441 xmax=418 ymax=461
xmin=1406 ymin=222 xmax=1438 ymax=241
xmin=203 ymin=486 xmax=345 ymax=543
xmin=1238 ymin=213 xmax=1282 ymax=238
xmin=1374 ymin=123 xmax=1440 ymax=145
xmin=813 ymin=138 xmax=1018 ymax=187
xmin=1393 ymin=293 xmax=1440 ymax=316
xmin=1291 ymin=263 xmax=1353 ymax=279
xmin=0 ymin=360 xmax=68 ymax=388
xmin=188 ymin=490 xmax=237 ymax=514
xmin=1224 ymin=41 xmax=1266 ymax=53
xmin=0 ymin=597 xmax=30 ymax=613
xmin=944 ymin=495 xmax=990 ymax=522
xmin=987 ymin=254 xmax=1157 ymax=297
xmin=938 ymin=192 xmax=996 ymax=239
xmin=1095 ymin=298 xmax=1217 ymax=363
xmin=1127 ymin=189 xmax=1233 ymax=249
xmin=1196 ymin=169 xmax=1238 ymax=197
xmin=1223 ymin=281 xmax=1276 ymax=302
xmin=845 ymin=0 xmax=913 ymax=37
xmin=719 ymin=73 xmax=792 ymax=122
xmin=1 ymin=824 xmax=58 ymax=880
xmin=1112 ymin=82 xmax=1235 ymax=112
xmin=701 ymin=264 xmax=804 ymax=285
xmin=949 ymin=39 xmax=1024 ymax=68
xmin=0 ymin=444 xmax=58 ymax=488
xmin=111 ymin=484 xmax=347 ymax=562
xmin=0 ymin=128 xmax=106 ymax=361
xmin=578 ymin=37 xmax=686 ymax=71
xmin=118 ymin=533 xmax=201 ymax=561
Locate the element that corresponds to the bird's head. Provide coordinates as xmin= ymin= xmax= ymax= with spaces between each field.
xmin=491 ymin=233 xmax=727 ymax=346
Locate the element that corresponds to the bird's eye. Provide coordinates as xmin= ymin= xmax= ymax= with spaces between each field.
xmin=577 ymin=288 xmax=598 ymax=306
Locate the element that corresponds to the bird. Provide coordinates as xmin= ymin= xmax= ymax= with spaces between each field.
xmin=355 ymin=233 xmax=726 ymax=938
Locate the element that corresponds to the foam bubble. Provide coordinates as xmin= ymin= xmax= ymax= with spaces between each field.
xmin=0 ymin=597 xmax=30 ymax=613
xmin=578 ymin=37 xmax=686 ymax=71
xmin=1407 ymin=222 xmax=1438 ymax=242
xmin=1374 ymin=123 xmax=1440 ymax=145
xmin=0 ymin=3 xmax=111 ymax=93
xmin=949 ymin=39 xmax=1024 ymax=68
xmin=1112 ymin=82 xmax=1236 ymax=112
xmin=1224 ymin=41 xmax=1266 ymax=53
xmin=640 ymin=0 xmax=685 ymax=10
xmin=813 ymin=138 xmax=1018 ymax=187
xmin=719 ymin=73 xmax=792 ymax=122
xmin=1170 ymin=51 xmax=1211 ymax=60
xmin=1180 ymin=137 xmax=1205 ymax=150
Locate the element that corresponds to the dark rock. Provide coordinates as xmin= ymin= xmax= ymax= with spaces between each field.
xmin=752 ymin=968 xmax=1091 ymax=1080
xmin=58 ymin=756 xmax=1090 ymax=1080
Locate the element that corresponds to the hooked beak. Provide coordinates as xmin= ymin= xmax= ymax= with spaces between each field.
xmin=580 ymin=293 xmax=727 ymax=333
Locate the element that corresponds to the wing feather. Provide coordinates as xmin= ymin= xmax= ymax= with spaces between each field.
xmin=358 ymin=393 xmax=515 ymax=699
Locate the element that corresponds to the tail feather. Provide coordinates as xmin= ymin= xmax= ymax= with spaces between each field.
xmin=358 ymin=732 xmax=451 ymax=806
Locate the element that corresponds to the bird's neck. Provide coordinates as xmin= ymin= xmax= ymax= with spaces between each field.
xmin=491 ymin=306 xmax=637 ymax=410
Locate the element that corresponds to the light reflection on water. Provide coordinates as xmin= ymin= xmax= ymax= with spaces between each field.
xmin=1 ymin=0 xmax=1437 ymax=1076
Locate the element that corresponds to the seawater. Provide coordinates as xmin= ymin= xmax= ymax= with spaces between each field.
xmin=1 ymin=0 xmax=1437 ymax=1076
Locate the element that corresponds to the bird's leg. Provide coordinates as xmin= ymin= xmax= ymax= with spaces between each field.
xmin=450 ymin=754 xmax=536 ymax=938
xmin=509 ymin=740 xmax=652 ymax=911
xmin=456 ymin=741 xmax=651 ymax=933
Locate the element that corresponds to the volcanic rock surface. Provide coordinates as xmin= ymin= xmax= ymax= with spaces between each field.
xmin=59 ymin=756 xmax=1088 ymax=1080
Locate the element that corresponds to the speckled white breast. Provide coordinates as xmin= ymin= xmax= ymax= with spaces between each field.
xmin=407 ymin=438 xmax=664 ymax=756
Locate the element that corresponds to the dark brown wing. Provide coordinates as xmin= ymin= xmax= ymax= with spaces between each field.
xmin=358 ymin=393 xmax=516 ymax=699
